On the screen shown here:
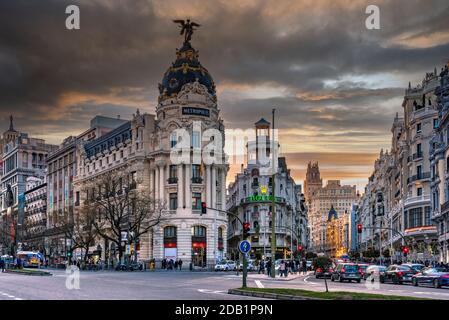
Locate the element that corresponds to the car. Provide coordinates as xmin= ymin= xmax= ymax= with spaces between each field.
xmin=315 ymin=266 xmax=333 ymax=279
xmin=357 ymin=263 xmax=370 ymax=279
xmin=226 ymin=260 xmax=237 ymax=271
xmin=380 ymin=265 xmax=415 ymax=284
xmin=402 ymin=263 xmax=425 ymax=274
xmin=412 ymin=267 xmax=449 ymax=288
xmin=331 ymin=263 xmax=361 ymax=283
xmin=363 ymin=265 xmax=387 ymax=280
xmin=238 ymin=260 xmax=255 ymax=271
xmin=215 ymin=260 xmax=233 ymax=271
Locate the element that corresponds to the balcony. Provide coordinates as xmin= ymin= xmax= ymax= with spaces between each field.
xmin=407 ymin=172 xmax=430 ymax=184
xmin=167 ymin=177 xmax=178 ymax=184
xmin=404 ymin=225 xmax=437 ymax=237
xmin=191 ymin=177 xmax=203 ymax=184
xmin=404 ymin=194 xmax=430 ymax=208
xmin=441 ymin=200 xmax=449 ymax=214
xmin=413 ymin=152 xmax=423 ymax=160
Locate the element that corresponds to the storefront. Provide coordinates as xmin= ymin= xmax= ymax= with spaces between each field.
xmin=164 ymin=226 xmax=177 ymax=260
xmin=192 ymin=225 xmax=206 ymax=267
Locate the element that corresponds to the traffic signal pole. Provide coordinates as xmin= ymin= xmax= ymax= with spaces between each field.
xmin=206 ymin=206 xmax=248 ymax=288
xmin=270 ymin=108 xmax=276 ymax=279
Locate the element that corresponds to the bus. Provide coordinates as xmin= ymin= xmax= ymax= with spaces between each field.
xmin=16 ymin=251 xmax=44 ymax=268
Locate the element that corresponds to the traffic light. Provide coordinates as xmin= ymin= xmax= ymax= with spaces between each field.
xmin=402 ymin=246 xmax=409 ymax=256
xmin=357 ymin=224 xmax=363 ymax=234
xmin=201 ymin=202 xmax=207 ymax=215
xmin=297 ymin=245 xmax=303 ymax=252
xmin=243 ymin=222 xmax=251 ymax=238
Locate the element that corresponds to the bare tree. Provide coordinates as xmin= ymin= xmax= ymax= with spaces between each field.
xmin=80 ymin=167 xmax=168 ymax=265
xmin=56 ymin=206 xmax=98 ymax=264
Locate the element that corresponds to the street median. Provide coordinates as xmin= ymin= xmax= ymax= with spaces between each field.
xmin=228 ymin=287 xmax=430 ymax=300
xmin=5 ymin=268 xmax=52 ymax=276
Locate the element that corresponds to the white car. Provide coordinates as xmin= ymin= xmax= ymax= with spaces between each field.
xmin=239 ymin=260 xmax=256 ymax=271
xmin=214 ymin=260 xmax=235 ymax=271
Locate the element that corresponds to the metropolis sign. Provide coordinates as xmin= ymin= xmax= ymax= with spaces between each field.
xmin=182 ymin=107 xmax=210 ymax=117
xmin=245 ymin=195 xmax=284 ymax=203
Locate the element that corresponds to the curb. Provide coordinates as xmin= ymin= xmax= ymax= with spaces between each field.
xmin=5 ymin=269 xmax=52 ymax=276
xmin=228 ymin=289 xmax=324 ymax=300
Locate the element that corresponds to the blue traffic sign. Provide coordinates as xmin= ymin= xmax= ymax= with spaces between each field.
xmin=238 ymin=240 xmax=251 ymax=254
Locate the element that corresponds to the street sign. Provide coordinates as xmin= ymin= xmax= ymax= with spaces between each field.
xmin=125 ymin=245 xmax=131 ymax=255
xmin=238 ymin=240 xmax=251 ymax=254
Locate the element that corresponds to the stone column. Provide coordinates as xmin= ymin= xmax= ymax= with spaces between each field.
xmin=165 ymin=165 xmax=170 ymax=204
xmin=159 ymin=165 xmax=165 ymax=203
xmin=177 ymin=164 xmax=184 ymax=210
xmin=155 ymin=167 xmax=160 ymax=200
xmin=221 ymin=168 xmax=226 ymax=211
xmin=211 ymin=166 xmax=217 ymax=209
xmin=185 ymin=164 xmax=191 ymax=208
xmin=150 ymin=168 xmax=155 ymax=200
xmin=206 ymin=165 xmax=211 ymax=207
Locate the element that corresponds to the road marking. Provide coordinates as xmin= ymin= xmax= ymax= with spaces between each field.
xmin=198 ymin=289 xmax=227 ymax=295
xmin=303 ymin=276 xmax=318 ymax=285
xmin=0 ymin=291 xmax=24 ymax=300
xmin=255 ymin=280 xmax=264 ymax=288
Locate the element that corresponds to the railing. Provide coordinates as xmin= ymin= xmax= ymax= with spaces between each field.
xmin=413 ymin=152 xmax=423 ymax=160
xmin=441 ymin=200 xmax=449 ymax=214
xmin=167 ymin=177 xmax=178 ymax=184
xmin=404 ymin=194 xmax=431 ymax=207
xmin=407 ymin=172 xmax=430 ymax=184
xmin=191 ymin=177 xmax=203 ymax=184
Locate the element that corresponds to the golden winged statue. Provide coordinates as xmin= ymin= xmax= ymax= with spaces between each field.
xmin=173 ymin=19 xmax=201 ymax=43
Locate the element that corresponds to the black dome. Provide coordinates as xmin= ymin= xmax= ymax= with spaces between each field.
xmin=159 ymin=42 xmax=216 ymax=101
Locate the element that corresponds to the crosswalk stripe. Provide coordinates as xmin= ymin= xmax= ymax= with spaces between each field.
xmin=255 ymin=280 xmax=264 ymax=288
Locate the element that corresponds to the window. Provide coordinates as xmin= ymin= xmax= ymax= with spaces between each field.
xmin=169 ymin=165 xmax=177 ymax=178
xmin=417 ymin=165 xmax=422 ymax=178
xmin=164 ymin=226 xmax=177 ymax=238
xmin=192 ymin=164 xmax=201 ymax=178
xmin=417 ymin=187 xmax=422 ymax=196
xmin=192 ymin=131 xmax=200 ymax=149
xmin=169 ymin=193 xmax=178 ymax=210
xmin=416 ymin=123 xmax=422 ymax=133
xmin=192 ymin=193 xmax=202 ymax=210
xmin=192 ymin=225 xmax=206 ymax=237
xmin=433 ymin=119 xmax=439 ymax=129
xmin=170 ymin=132 xmax=177 ymax=148
xmin=409 ymin=207 xmax=423 ymax=228
xmin=417 ymin=143 xmax=422 ymax=157
xmin=424 ymin=206 xmax=431 ymax=225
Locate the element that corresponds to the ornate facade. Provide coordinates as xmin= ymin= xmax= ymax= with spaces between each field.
xmin=74 ymin=33 xmax=228 ymax=269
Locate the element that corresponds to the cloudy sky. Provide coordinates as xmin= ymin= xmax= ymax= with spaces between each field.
xmin=1 ymin=0 xmax=448 ymax=191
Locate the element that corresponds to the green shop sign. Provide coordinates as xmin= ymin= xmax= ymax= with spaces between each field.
xmin=245 ymin=195 xmax=284 ymax=203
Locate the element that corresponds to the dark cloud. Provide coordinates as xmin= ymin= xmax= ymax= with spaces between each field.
xmin=0 ymin=0 xmax=447 ymax=189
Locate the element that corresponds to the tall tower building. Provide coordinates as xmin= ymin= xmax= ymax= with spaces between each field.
xmin=304 ymin=162 xmax=322 ymax=201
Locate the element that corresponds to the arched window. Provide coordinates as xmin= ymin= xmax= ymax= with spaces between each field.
xmin=192 ymin=225 xmax=206 ymax=237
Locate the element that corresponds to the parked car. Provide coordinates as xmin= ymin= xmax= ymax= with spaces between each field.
xmin=412 ymin=267 xmax=449 ymax=288
xmin=357 ymin=263 xmax=370 ymax=279
xmin=315 ymin=266 xmax=333 ymax=279
xmin=363 ymin=265 xmax=387 ymax=280
xmin=331 ymin=263 xmax=361 ymax=283
xmin=380 ymin=265 xmax=414 ymax=284
xmin=402 ymin=263 xmax=425 ymax=274
xmin=227 ymin=261 xmax=237 ymax=271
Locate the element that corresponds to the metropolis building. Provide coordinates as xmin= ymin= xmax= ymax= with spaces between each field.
xmin=74 ymin=28 xmax=227 ymax=269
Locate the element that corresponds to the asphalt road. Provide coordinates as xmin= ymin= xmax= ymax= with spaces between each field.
xmin=1 ymin=269 xmax=448 ymax=300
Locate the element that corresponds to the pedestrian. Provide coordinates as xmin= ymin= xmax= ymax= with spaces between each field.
xmin=301 ymin=258 xmax=307 ymax=275
xmin=258 ymin=260 xmax=265 ymax=274
xmin=266 ymin=259 xmax=272 ymax=277
xmin=174 ymin=259 xmax=179 ymax=270
xmin=162 ymin=258 xmax=166 ymax=269
xmin=179 ymin=259 xmax=183 ymax=270
xmin=279 ymin=260 xmax=285 ymax=277
xmin=0 ymin=259 xmax=5 ymax=273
